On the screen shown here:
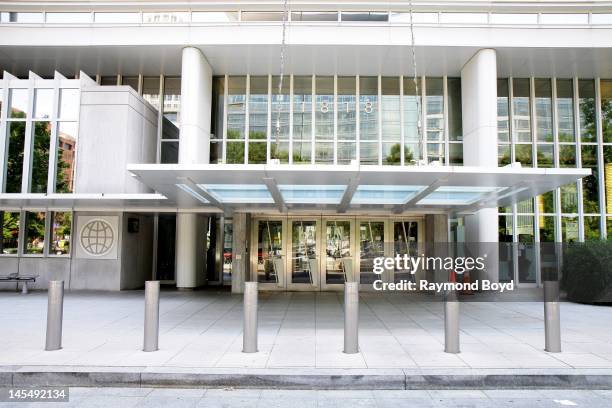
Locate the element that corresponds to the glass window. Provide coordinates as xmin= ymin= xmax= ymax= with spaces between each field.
xmin=242 ymin=12 xmax=284 ymax=22
xmin=58 ymin=88 xmax=79 ymax=119
xmin=30 ymin=121 xmax=51 ymax=193
xmin=449 ymin=144 xmax=463 ymax=165
xmin=291 ymin=11 xmax=337 ymax=22
xmin=537 ymin=144 xmax=554 ymax=168
xmin=227 ymin=76 xmax=247 ymax=142
xmin=94 ymin=12 xmax=140 ymax=23
xmin=560 ymin=183 xmax=578 ymax=213
xmin=403 ymin=77 xmax=421 ymax=164
xmin=581 ymin=145 xmax=600 ymax=213
xmin=143 ymin=12 xmax=189 ymax=24
xmin=192 ymin=12 xmax=238 ymax=22
xmin=337 ymin=77 xmax=357 ymax=145
xmin=55 ymin=122 xmax=77 ymax=193
xmin=556 ymin=79 xmax=575 ymax=142
xmin=341 ymin=12 xmax=388 ymax=22
xmin=315 ymin=76 xmax=334 ymax=144
xmin=578 ymin=79 xmax=596 ymax=142
xmin=512 ymin=79 xmax=531 ymax=142
xmin=534 ymin=79 xmax=553 ymax=142
xmin=50 ymin=211 xmax=71 ymax=255
xmin=539 ymin=215 xmax=556 ymax=242
xmin=498 ymin=145 xmax=511 ymax=166
xmin=142 ymin=77 xmax=160 ymax=109
xmin=121 ymin=76 xmax=139 ymax=93
xmin=34 ymin=89 xmax=54 ymax=119
xmin=490 ymin=13 xmax=538 ymax=24
xmin=248 ymin=76 xmax=268 ymax=165
xmin=584 ymin=216 xmax=601 ymax=241
xmin=540 ymin=14 xmax=588 ymax=25
xmin=440 ymin=13 xmax=488 ymax=24
xmin=592 ymin=14 xmax=612 ymax=24
xmin=293 ymin=76 xmax=313 ymax=164
xmin=359 ymin=76 xmax=378 ymax=141
xmin=270 ymin=75 xmax=290 ymax=163
xmin=46 ymin=12 xmax=91 ymax=23
xmin=211 ymin=76 xmax=224 ymax=139
xmin=515 ymin=143 xmax=533 ymax=166
xmin=381 ymin=77 xmax=400 ymax=165
xmin=447 ymin=78 xmax=462 ymax=142
xmin=161 ymin=141 xmax=179 ymax=164
xmin=497 ymin=79 xmax=510 ymax=143
xmin=163 ymin=77 xmax=181 ymax=125
xmin=0 ymin=211 xmax=20 ymax=254
xmin=1 ymin=12 xmax=43 ymax=23
xmin=5 ymin=122 xmax=25 ymax=193
xmin=425 ymin=78 xmax=444 ymax=142
xmin=9 ymin=89 xmax=28 ymax=118
xmin=390 ymin=12 xmax=438 ymax=23
xmin=562 ymin=217 xmax=579 ymax=242
xmin=516 ymin=215 xmax=536 ymax=282
xmin=24 ymin=211 xmax=45 ymax=254
xmin=498 ymin=215 xmax=514 ymax=282
xmin=559 ymin=145 xmax=576 ymax=168
xmin=538 ymin=191 xmax=555 ymax=214
xmin=601 ymin=80 xmax=612 ymax=143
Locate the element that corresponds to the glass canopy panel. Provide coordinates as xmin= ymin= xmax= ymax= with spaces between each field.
xmin=199 ymin=184 xmax=273 ymax=203
xmin=279 ymin=185 xmax=346 ymax=204
xmin=352 ymin=185 xmax=425 ymax=205
xmin=176 ymin=184 xmax=210 ymax=203
xmin=419 ymin=186 xmax=504 ymax=205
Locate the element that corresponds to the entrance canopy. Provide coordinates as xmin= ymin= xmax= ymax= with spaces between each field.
xmin=127 ymin=164 xmax=589 ymax=215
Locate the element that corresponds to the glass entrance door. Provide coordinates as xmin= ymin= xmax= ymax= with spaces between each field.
xmin=253 ymin=218 xmax=286 ymax=289
xmin=287 ymin=219 xmax=321 ymax=289
xmin=392 ymin=220 xmax=422 ymax=283
xmin=358 ymin=220 xmax=386 ymax=286
xmin=322 ymin=218 xmax=355 ymax=289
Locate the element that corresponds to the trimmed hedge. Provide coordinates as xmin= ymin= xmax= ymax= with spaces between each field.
xmin=561 ymin=241 xmax=612 ymax=303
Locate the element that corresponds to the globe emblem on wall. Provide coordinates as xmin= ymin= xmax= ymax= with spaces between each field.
xmin=80 ymin=219 xmax=115 ymax=257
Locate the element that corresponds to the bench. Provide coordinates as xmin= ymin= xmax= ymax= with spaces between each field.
xmin=0 ymin=273 xmax=38 ymax=294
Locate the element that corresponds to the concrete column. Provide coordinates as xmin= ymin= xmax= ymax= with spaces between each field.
xmin=179 ymin=46 xmax=213 ymax=164
xmin=461 ymin=49 xmax=499 ymax=282
xmin=231 ymin=213 xmax=249 ymax=294
xmin=425 ymin=214 xmax=449 ymax=284
xmin=175 ymin=47 xmax=213 ymax=288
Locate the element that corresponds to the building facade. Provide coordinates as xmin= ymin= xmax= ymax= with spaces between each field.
xmin=0 ymin=1 xmax=608 ymax=291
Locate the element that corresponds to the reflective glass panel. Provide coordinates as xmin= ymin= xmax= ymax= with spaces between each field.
xmin=578 ymin=80 xmax=596 ymax=142
xmin=5 ymin=122 xmax=25 ymax=193
xmin=403 ymin=77 xmax=421 ymax=164
xmin=291 ymin=11 xmax=337 ymax=22
xmin=341 ymin=12 xmax=388 ymax=22
xmin=513 ymin=79 xmax=531 ymax=142
xmin=515 ymin=144 xmax=533 ymax=166
xmin=256 ymin=220 xmax=283 ymax=284
xmin=559 ymin=145 xmax=576 ymax=167
xmin=498 ymin=215 xmax=514 ymax=282
xmin=200 ymin=184 xmax=273 ymax=203
xmin=426 ymin=78 xmax=444 ymax=142
xmin=537 ymin=144 xmax=554 ymax=168
xmin=359 ymin=221 xmax=384 ymax=284
xmin=560 ymin=183 xmax=578 ymax=213
xmin=393 ymin=221 xmax=420 ymax=283
xmin=242 ymin=12 xmax=284 ymax=22
xmin=352 ymin=185 xmax=424 ymax=205
xmin=601 ymin=80 xmax=612 ymax=143
xmin=535 ymin=79 xmax=553 ymax=142
xmin=556 ymin=79 xmax=575 ymax=142
xmin=279 ymin=185 xmax=345 ymax=204
xmin=290 ymin=220 xmax=318 ymax=284
xmin=34 ymin=89 xmax=54 ymax=119
xmin=359 ymin=77 xmax=378 ymax=141
xmin=315 ymin=76 xmax=334 ymax=142
xmin=325 ymin=220 xmax=352 ymax=284
xmin=142 ymin=77 xmax=160 ymax=109
xmin=249 ymin=76 xmax=268 ymax=143
xmin=9 ymin=89 xmax=28 ymax=118
xmin=581 ymin=145 xmax=600 ymax=213
xmin=584 ymin=216 xmax=601 ymax=241
xmin=227 ymin=76 xmax=247 ymax=143
xmin=497 ymin=79 xmax=510 ymax=143
xmin=30 ymin=121 xmax=51 ymax=193
xmin=24 ymin=211 xmax=45 ymax=254
xmin=50 ymin=211 xmax=71 ymax=255
xmin=562 ymin=217 xmax=579 ymax=242
xmin=516 ymin=215 xmax=536 ymax=283
xmin=58 ymin=89 xmax=79 ymax=119
xmin=447 ymin=78 xmax=462 ymax=141
xmin=420 ymin=186 xmax=502 ymax=205
xmin=0 ymin=211 xmax=20 ymax=254
xmin=56 ymin=122 xmax=77 ymax=193
xmin=293 ymin=76 xmax=313 ymax=164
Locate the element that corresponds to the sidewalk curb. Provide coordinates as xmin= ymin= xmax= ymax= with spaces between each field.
xmin=2 ymin=367 xmax=612 ymax=389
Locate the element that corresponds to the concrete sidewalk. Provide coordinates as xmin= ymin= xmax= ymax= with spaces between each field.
xmin=1 ymin=290 xmax=611 ymax=388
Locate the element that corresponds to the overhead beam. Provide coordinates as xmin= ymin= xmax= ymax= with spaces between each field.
xmin=262 ymin=177 xmax=287 ymax=213
xmin=393 ymin=179 xmax=447 ymax=214
xmin=337 ymin=178 xmax=360 ymax=213
xmin=176 ymin=177 xmax=229 ymax=213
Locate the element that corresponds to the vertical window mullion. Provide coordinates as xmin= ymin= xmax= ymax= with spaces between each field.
xmin=573 ymin=77 xmax=585 ymax=241
xmin=551 ymin=78 xmax=560 ymax=167
xmin=333 ymin=75 xmax=338 ymax=165
xmin=443 ymin=75 xmax=450 ymax=165
xmin=222 ymin=74 xmax=228 ymax=163
xmin=47 ymin=76 xmax=60 ymax=193
xmin=399 ymin=75 xmax=405 ymax=166
xmin=595 ymin=77 xmax=607 ymax=239
xmin=529 ymin=77 xmax=537 ymax=167
xmin=267 ymin=74 xmax=272 ymax=162
xmin=508 ymin=77 xmax=515 ymax=163
xmin=156 ymin=75 xmax=165 ymax=164
xmin=289 ymin=75 xmax=294 ymax=164
xmin=0 ymin=81 xmax=10 ymax=191
xmin=421 ymin=76 xmax=426 ymax=163
xmin=43 ymin=210 xmax=51 ymax=257
xmin=311 ymin=74 xmax=315 ymax=165
xmin=21 ymin=78 xmax=36 ymax=193
xmin=356 ymin=75 xmax=360 ymax=163
xmin=245 ymin=74 xmax=250 ymax=164
xmin=377 ymin=75 xmax=382 ymax=165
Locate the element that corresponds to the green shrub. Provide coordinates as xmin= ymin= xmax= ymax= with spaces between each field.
xmin=561 ymin=241 xmax=612 ymax=303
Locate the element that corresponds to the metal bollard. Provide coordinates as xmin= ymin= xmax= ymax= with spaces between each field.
xmin=544 ymin=280 xmax=561 ymax=353
xmin=444 ymin=290 xmax=460 ymax=354
xmin=242 ymin=282 xmax=258 ymax=353
xmin=343 ymin=282 xmax=359 ymax=354
xmin=45 ymin=280 xmax=64 ymax=351
xmin=143 ymin=281 xmax=160 ymax=352
xmin=21 ymin=281 xmax=29 ymax=295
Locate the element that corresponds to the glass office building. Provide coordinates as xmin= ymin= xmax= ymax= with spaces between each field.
xmin=0 ymin=1 xmax=609 ymax=291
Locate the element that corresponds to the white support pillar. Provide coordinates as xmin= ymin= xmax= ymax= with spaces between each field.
xmin=461 ymin=49 xmax=499 ymax=282
xmin=175 ymin=47 xmax=213 ymax=289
